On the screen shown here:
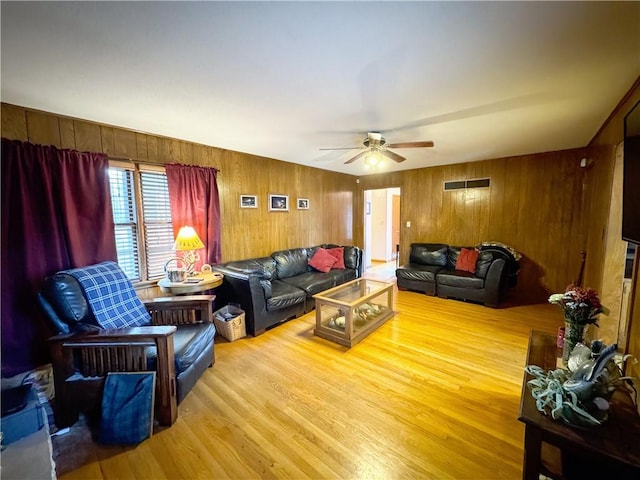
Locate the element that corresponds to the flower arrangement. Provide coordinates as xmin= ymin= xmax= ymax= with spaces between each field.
xmin=548 ymin=284 xmax=609 ymax=326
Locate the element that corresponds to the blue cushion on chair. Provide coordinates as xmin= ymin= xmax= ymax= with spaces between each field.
xmin=63 ymin=261 xmax=151 ymax=329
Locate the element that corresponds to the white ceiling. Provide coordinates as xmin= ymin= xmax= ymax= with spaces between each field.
xmin=2 ymin=1 xmax=639 ymax=176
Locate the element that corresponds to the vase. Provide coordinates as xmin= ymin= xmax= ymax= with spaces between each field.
xmin=562 ymin=320 xmax=588 ymax=366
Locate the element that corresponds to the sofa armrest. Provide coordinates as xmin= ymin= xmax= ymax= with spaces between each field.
xmin=483 ymin=258 xmax=506 ymax=307
xmin=210 ymin=268 xmax=271 ymax=333
xmin=212 ymin=267 xmax=273 ymax=299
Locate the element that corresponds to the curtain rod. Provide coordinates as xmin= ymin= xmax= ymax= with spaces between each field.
xmin=107 ymin=156 xmax=220 ymax=172
xmin=107 ymin=155 xmax=166 ymax=167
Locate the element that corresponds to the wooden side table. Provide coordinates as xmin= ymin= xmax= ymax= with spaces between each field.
xmin=157 ymin=272 xmax=223 ymax=295
xmin=518 ymin=330 xmax=640 ymax=479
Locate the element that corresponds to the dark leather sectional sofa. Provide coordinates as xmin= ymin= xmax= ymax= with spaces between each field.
xmin=212 ymin=245 xmax=363 ymax=336
xmin=396 ymin=243 xmax=519 ymax=307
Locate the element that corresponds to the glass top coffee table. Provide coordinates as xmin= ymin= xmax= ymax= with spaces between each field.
xmin=313 ymin=278 xmax=395 ymax=347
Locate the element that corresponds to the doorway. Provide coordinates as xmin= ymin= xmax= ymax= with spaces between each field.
xmin=363 ymin=187 xmax=401 ymax=271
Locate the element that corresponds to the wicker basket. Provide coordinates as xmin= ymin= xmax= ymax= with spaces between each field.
xmin=213 ymin=304 xmax=246 ymax=342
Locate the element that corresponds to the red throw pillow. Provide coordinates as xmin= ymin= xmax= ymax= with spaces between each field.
xmin=455 ymin=248 xmax=479 ymax=273
xmin=308 ymin=247 xmax=337 ymax=273
xmin=326 ymin=247 xmax=345 ymax=269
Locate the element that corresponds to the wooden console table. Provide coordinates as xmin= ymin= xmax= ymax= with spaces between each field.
xmin=518 ymin=330 xmax=640 ymax=479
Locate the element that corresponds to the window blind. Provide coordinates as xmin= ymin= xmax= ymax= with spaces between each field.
xmin=109 ymin=168 xmax=140 ymax=280
xmin=140 ymin=171 xmax=174 ymax=279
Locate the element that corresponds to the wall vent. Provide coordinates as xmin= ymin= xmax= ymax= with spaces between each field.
xmin=443 ymin=178 xmax=490 ymax=190
xmin=443 ymin=180 xmax=466 ymax=191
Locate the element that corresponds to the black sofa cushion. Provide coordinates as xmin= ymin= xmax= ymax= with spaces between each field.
xmin=343 ymin=246 xmax=361 ymax=271
xmin=326 ymin=268 xmax=357 ymax=285
xmin=226 ymin=257 xmax=276 ymax=280
xmin=396 ymin=263 xmax=443 ymax=283
xmin=282 ymin=272 xmax=335 ymax=296
xmin=446 ymin=246 xmax=465 ymax=270
xmin=272 ymin=248 xmax=309 ymax=279
xmin=475 ymin=251 xmax=494 ymax=279
xmin=266 ymin=280 xmax=307 ymax=310
xmin=436 ymin=270 xmax=484 ymax=289
xmin=409 ymin=243 xmax=449 ymax=266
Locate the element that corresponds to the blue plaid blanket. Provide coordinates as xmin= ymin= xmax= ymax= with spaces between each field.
xmin=64 ymin=261 xmax=150 ymax=329
xmin=100 ymin=372 xmax=155 ymax=444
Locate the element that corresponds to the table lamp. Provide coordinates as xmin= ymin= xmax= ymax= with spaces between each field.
xmin=173 ymin=226 xmax=205 ymax=274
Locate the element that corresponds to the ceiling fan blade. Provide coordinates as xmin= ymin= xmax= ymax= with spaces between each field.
xmin=344 ymin=151 xmax=369 ymax=164
xmin=386 ymin=141 xmax=434 ymax=149
xmin=382 ymin=150 xmax=406 ymax=163
xmin=318 ymin=147 xmax=362 ymax=151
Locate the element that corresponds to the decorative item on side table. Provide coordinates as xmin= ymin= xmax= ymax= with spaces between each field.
xmin=524 ymin=341 xmax=636 ymax=428
xmin=157 ymin=270 xmax=223 ymax=295
xmin=518 ymin=331 xmax=640 ymax=480
xmin=164 ymin=257 xmax=188 ymax=283
xmin=548 ymin=284 xmax=609 ymax=366
xmin=524 ymin=284 xmax=639 ymax=429
xmin=172 ymin=225 xmax=205 ymax=274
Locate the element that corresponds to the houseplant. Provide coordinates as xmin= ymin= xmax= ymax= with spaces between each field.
xmin=549 ymin=284 xmax=609 ymax=366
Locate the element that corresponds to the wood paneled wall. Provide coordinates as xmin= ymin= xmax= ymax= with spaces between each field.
xmin=4 ymin=82 xmax=637 ymax=307
xmin=1 ymin=103 xmax=356 ymax=266
xmin=583 ymin=78 xmax=640 ymax=293
xmin=357 ymin=149 xmax=588 ymax=299
xmin=583 ymin=76 xmax=640 ymax=369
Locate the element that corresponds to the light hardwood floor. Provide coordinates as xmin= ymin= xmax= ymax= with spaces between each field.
xmin=58 ymin=279 xmax=562 ymax=480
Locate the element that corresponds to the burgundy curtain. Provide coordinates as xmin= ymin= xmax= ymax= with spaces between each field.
xmin=1 ymin=139 xmax=117 ymax=377
xmin=165 ymin=164 xmax=221 ymax=268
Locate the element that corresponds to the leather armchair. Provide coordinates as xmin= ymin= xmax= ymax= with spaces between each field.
xmin=38 ymin=263 xmax=216 ymax=428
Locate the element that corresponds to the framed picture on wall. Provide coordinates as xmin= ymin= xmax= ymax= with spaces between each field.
xmin=268 ymin=194 xmax=289 ymax=211
xmin=240 ymin=194 xmax=258 ymax=209
xmin=297 ymin=198 xmax=309 ymax=210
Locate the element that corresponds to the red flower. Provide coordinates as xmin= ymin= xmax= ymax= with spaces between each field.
xmin=565 ymin=284 xmax=603 ymax=310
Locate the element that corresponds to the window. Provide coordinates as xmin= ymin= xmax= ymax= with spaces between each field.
xmin=109 ymin=163 xmax=174 ymax=282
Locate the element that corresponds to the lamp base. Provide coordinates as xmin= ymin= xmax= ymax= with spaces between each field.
xmin=181 ymin=250 xmax=200 ymax=275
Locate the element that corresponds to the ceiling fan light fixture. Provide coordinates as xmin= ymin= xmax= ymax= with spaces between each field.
xmin=326 ymin=132 xmax=433 ymax=166
xmin=365 ymin=151 xmax=380 ymax=167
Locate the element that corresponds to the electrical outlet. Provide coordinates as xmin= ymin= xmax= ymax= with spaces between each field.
xmin=406 ymin=221 xmax=411 ymax=227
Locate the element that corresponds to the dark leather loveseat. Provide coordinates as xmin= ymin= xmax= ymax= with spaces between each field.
xmin=396 ymin=243 xmax=519 ymax=308
xmin=212 ymin=244 xmax=363 ymax=336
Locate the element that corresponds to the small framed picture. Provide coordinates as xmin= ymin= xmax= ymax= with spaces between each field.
xmin=297 ymin=198 xmax=309 ymax=210
xmin=268 ymin=194 xmax=289 ymax=211
xmin=240 ymin=194 xmax=258 ymax=209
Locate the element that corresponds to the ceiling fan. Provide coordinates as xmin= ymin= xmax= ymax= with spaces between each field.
xmin=319 ymin=132 xmax=434 ymax=165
